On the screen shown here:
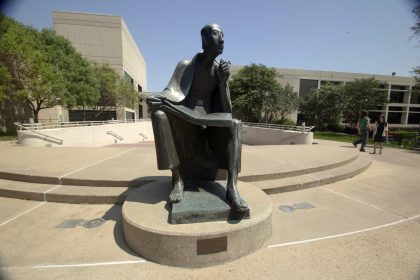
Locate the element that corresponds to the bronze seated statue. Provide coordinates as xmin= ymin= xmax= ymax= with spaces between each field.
xmin=147 ymin=24 xmax=248 ymax=212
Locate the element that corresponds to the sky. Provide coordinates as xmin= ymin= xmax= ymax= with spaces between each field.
xmin=1 ymin=0 xmax=419 ymax=92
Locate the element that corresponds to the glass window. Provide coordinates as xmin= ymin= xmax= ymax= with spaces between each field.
xmin=411 ymin=88 xmax=420 ymax=104
xmin=299 ymin=79 xmax=318 ymax=97
xmin=389 ymin=91 xmax=404 ymax=103
xmin=320 ymin=80 xmax=343 ymax=86
xmin=388 ymin=106 xmax=404 ymax=112
xmin=391 ymin=85 xmax=407 ymax=91
xmin=408 ymin=108 xmax=420 ymax=124
xmin=387 ymin=112 xmax=402 ymax=124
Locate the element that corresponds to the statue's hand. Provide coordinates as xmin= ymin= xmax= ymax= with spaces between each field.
xmin=218 ymin=59 xmax=231 ymax=83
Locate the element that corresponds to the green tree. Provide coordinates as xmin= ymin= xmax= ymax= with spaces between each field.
xmin=300 ymin=83 xmax=346 ymax=130
xmin=0 ymin=16 xmax=66 ymax=122
xmin=342 ymin=77 xmax=388 ymax=122
xmin=270 ymin=83 xmax=300 ymax=123
xmin=117 ymin=78 xmax=138 ymax=110
xmin=91 ymin=63 xmax=137 ymax=120
xmin=40 ymin=29 xmax=99 ymax=109
xmin=0 ymin=15 xmax=99 ymax=123
xmin=411 ymin=5 xmax=420 ymax=42
xmin=411 ymin=6 xmax=420 ymax=94
xmin=229 ymin=64 xmax=281 ymax=122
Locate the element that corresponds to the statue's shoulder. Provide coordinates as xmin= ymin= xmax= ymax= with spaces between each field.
xmin=177 ymin=60 xmax=191 ymax=67
xmin=171 ymin=59 xmax=192 ymax=76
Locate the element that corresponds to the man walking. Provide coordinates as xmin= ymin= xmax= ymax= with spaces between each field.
xmin=353 ymin=110 xmax=370 ymax=152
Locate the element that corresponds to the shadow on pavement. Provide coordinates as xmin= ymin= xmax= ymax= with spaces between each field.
xmin=101 ymin=204 xmax=139 ymax=258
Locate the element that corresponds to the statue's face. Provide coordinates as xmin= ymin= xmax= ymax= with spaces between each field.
xmin=204 ymin=25 xmax=224 ymax=55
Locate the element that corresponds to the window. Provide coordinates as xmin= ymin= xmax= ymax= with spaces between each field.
xmin=387 ymin=107 xmax=405 ymax=124
xmin=320 ymin=80 xmax=343 ymax=86
xmin=387 ymin=112 xmax=403 ymax=124
xmin=408 ymin=107 xmax=420 ymax=124
xmin=411 ymin=87 xmax=420 ymax=104
xmin=299 ymin=79 xmax=318 ymax=97
xmin=389 ymin=91 xmax=404 ymax=103
xmin=391 ymin=85 xmax=408 ymax=91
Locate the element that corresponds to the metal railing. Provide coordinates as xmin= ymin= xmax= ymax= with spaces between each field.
xmin=242 ymin=122 xmax=315 ymax=133
xmin=17 ymin=119 xmax=150 ymax=130
xmin=139 ymin=132 xmax=148 ymax=140
xmin=106 ymin=131 xmax=124 ymax=141
xmin=14 ymin=122 xmax=63 ymax=144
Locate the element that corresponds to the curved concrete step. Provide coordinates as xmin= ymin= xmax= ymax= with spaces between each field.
xmin=0 ymin=171 xmax=159 ymax=188
xmin=0 ymin=179 xmax=131 ymax=204
xmin=251 ymin=153 xmax=371 ymax=194
xmin=0 ymin=153 xmax=359 ymax=187
xmin=239 ymin=153 xmax=359 ymax=182
xmin=0 ymin=154 xmax=370 ymax=204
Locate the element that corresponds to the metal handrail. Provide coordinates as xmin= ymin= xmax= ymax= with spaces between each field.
xmin=243 ymin=122 xmax=315 ymax=133
xmin=106 ymin=131 xmax=124 ymax=141
xmin=14 ymin=122 xmax=63 ymax=144
xmin=19 ymin=119 xmax=150 ymax=130
xmin=139 ymin=132 xmax=148 ymax=140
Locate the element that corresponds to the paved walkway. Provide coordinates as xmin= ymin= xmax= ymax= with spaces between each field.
xmin=0 ymin=140 xmax=419 ymax=280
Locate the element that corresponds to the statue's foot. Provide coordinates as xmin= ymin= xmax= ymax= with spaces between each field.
xmin=169 ymin=182 xmax=184 ymax=203
xmin=226 ymin=187 xmax=248 ymax=212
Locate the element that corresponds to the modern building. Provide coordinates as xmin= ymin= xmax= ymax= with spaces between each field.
xmin=231 ymin=66 xmax=419 ymax=128
xmin=40 ymin=11 xmax=148 ymax=122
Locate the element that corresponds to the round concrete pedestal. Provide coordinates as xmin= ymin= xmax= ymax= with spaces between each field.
xmin=122 ymin=179 xmax=272 ymax=267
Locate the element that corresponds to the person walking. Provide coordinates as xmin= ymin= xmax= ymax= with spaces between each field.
xmin=352 ymin=110 xmax=370 ymax=152
xmin=372 ymin=115 xmax=388 ymax=154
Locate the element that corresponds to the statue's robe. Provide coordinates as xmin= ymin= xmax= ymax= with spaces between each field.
xmin=150 ymin=53 xmax=241 ymax=181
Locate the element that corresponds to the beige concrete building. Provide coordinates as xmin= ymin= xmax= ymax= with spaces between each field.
xmin=231 ymin=66 xmax=419 ymax=127
xmin=39 ymin=11 xmax=148 ymax=122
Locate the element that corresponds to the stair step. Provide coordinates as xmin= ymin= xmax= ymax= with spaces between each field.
xmin=252 ymin=153 xmax=371 ymax=194
xmin=239 ymin=154 xmax=358 ymax=182
xmin=0 ymin=154 xmax=359 ymax=186
xmin=0 ymin=154 xmax=371 ymax=204
xmin=0 ymin=179 xmax=131 ymax=204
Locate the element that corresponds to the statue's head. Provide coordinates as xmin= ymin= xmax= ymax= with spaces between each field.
xmin=201 ymin=24 xmax=224 ymax=55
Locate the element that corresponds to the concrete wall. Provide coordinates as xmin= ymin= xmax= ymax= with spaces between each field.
xmin=242 ymin=126 xmax=313 ymax=145
xmin=52 ymin=11 xmax=148 ymax=120
xmin=18 ymin=121 xmax=154 ymax=147
xmin=121 ymin=20 xmax=147 ymax=92
xmin=53 ymin=11 xmax=124 ymax=73
xmin=37 ymin=105 xmax=69 ymax=123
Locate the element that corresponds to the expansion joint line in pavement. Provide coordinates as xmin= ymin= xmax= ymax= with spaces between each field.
xmin=0 ymin=202 xmax=46 ymax=227
xmin=57 ymin=147 xmax=137 ymax=183
xmin=268 ymin=186 xmax=420 ymax=249
xmin=319 ymin=186 xmax=409 ymax=220
xmin=43 ymin=185 xmax=62 ymax=201
xmin=268 ymin=214 xmax=420 ymax=249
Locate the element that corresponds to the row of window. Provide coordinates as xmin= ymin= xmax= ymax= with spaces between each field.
xmin=298 ymin=79 xmax=419 ymax=104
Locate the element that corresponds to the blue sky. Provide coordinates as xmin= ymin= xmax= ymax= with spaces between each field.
xmin=2 ymin=0 xmax=419 ymax=91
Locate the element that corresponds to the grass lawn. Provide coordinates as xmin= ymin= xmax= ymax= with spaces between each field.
xmin=0 ymin=135 xmax=17 ymax=141
xmin=314 ymin=131 xmax=359 ymax=143
xmin=314 ymin=131 xmax=416 ymax=149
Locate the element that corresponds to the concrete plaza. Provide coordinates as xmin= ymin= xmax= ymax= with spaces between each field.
xmin=0 ymin=140 xmax=419 ymax=279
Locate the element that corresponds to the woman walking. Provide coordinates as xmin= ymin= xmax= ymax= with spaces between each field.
xmin=372 ymin=115 xmax=388 ymax=154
